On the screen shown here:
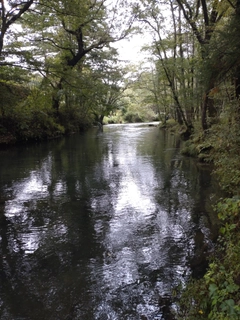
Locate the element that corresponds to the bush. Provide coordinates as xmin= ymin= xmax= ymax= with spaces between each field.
xmin=123 ymin=111 xmax=143 ymax=123
xmin=176 ymin=197 xmax=240 ymax=320
xmin=59 ymin=106 xmax=93 ymax=133
xmin=176 ymin=105 xmax=240 ymax=319
xmin=0 ymin=86 xmax=66 ymax=143
xmin=206 ymin=114 xmax=240 ymax=194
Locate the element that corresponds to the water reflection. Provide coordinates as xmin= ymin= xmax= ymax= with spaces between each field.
xmin=0 ymin=124 xmax=220 ymax=319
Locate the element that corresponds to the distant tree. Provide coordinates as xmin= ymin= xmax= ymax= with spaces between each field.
xmin=61 ymin=47 xmax=129 ymax=125
xmin=135 ymin=0 xmax=194 ymax=133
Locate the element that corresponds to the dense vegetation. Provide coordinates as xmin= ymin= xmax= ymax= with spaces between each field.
xmin=1 ymin=0 xmax=240 ymax=318
xmin=0 ymin=0 xmax=139 ymax=144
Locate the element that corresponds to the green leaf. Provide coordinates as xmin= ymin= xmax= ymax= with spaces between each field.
xmin=209 ymin=283 xmax=218 ymax=297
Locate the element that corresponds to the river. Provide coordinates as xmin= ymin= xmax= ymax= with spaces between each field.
xmin=0 ymin=123 xmax=220 ymax=320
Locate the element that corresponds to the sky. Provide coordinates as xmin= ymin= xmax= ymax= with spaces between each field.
xmin=114 ymin=34 xmax=149 ymax=63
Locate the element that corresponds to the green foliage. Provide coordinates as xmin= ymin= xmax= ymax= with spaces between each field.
xmin=181 ymin=139 xmax=199 ymax=157
xmin=59 ymin=105 xmax=93 ymax=133
xmin=204 ymin=262 xmax=240 ymax=320
xmin=159 ymin=118 xmax=179 ymax=134
xmin=0 ymin=85 xmax=65 ymax=143
xmin=205 ymin=104 xmax=240 ymax=194
xmin=0 ymin=0 xmax=137 ymax=144
xmin=16 ymin=93 xmax=64 ymax=140
xmin=123 ymin=111 xmax=143 ymax=123
xmin=216 ymin=197 xmax=240 ymax=229
xmin=103 ymin=111 xmax=123 ymax=124
xmin=181 ymin=130 xmax=213 ymax=161
xmin=0 ymin=80 xmax=29 ymax=117
xmin=177 ymin=101 xmax=240 ymax=319
xmin=175 ymin=278 xmax=209 ymax=319
xmin=176 ymin=196 xmax=240 ymax=320
xmin=119 ymin=83 xmax=159 ymax=124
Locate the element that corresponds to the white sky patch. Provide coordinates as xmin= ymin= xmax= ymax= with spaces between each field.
xmin=113 ymin=33 xmax=150 ymax=64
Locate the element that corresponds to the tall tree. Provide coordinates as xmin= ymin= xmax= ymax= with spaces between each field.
xmin=17 ymin=0 xmax=136 ymax=113
xmin=136 ymin=0 xmax=193 ymax=133
xmin=175 ymin=0 xmax=232 ymax=129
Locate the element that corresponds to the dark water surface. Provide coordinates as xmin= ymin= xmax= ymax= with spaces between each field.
xmin=0 ymin=123 xmax=220 ymax=320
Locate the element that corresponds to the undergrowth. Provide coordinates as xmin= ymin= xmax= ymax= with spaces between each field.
xmin=176 ymin=107 xmax=240 ymax=319
xmin=175 ymin=197 xmax=240 ymax=319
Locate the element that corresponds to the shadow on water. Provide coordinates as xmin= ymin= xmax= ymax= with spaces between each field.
xmin=0 ymin=124 xmax=222 ymax=319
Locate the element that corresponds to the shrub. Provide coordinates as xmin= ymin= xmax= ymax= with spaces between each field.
xmin=123 ymin=111 xmax=143 ymax=123
xmin=176 ymin=197 xmax=240 ymax=320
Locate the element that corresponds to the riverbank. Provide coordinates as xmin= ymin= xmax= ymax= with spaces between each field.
xmin=0 ymin=118 xmax=161 ymax=147
xmin=0 ymin=114 xmax=90 ymax=147
xmin=174 ymin=120 xmax=240 ymax=319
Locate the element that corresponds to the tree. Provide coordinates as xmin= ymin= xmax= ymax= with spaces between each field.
xmin=126 ymin=64 xmax=171 ymax=122
xmin=0 ymin=0 xmax=34 ymax=57
xmin=0 ymin=0 xmax=139 ymax=140
xmin=17 ymin=0 xmax=136 ymax=113
xmin=61 ymin=47 xmax=129 ymax=126
xmin=175 ymin=0 xmax=233 ymax=129
xmin=136 ymin=0 xmax=194 ymax=133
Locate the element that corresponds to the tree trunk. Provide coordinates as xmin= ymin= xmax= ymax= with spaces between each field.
xmin=52 ymin=78 xmax=64 ymax=114
xmin=99 ymin=114 xmax=104 ymax=125
xmin=201 ymin=79 xmax=218 ymax=130
xmin=201 ymin=95 xmax=208 ymax=130
xmin=176 ymin=108 xmax=183 ymax=125
xmin=176 ymin=0 xmax=221 ymax=131
xmin=234 ymin=66 xmax=240 ymax=99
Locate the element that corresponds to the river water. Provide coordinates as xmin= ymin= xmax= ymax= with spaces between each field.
xmin=0 ymin=123 xmax=220 ymax=320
